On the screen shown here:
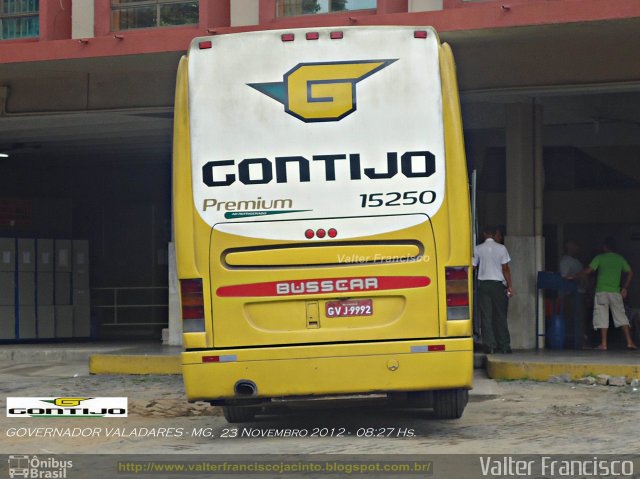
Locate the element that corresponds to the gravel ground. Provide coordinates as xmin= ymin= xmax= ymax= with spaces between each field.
xmin=1 ymin=360 xmax=639 ymax=455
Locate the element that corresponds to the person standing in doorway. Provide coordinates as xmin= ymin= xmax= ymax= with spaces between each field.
xmin=560 ymin=240 xmax=587 ymax=349
xmin=560 ymin=240 xmax=583 ymax=279
xmin=573 ymin=237 xmax=637 ymax=350
xmin=473 ymin=225 xmax=514 ymax=354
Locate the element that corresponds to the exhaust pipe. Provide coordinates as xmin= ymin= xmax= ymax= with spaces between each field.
xmin=234 ymin=380 xmax=258 ymax=397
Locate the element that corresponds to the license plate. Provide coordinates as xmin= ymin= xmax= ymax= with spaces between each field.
xmin=325 ymin=299 xmax=373 ymax=318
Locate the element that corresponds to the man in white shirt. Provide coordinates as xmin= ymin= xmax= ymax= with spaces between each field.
xmin=559 ymin=240 xmax=584 ymax=289
xmin=473 ymin=225 xmax=513 ymax=354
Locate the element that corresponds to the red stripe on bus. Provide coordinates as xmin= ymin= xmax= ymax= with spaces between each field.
xmin=216 ymin=276 xmax=430 ymax=297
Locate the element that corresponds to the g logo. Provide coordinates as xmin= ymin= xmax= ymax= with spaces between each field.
xmin=249 ymin=59 xmax=397 ymax=122
xmin=43 ymin=397 xmax=91 ymax=407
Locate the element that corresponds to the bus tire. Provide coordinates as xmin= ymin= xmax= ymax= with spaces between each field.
xmin=223 ymin=404 xmax=256 ymax=423
xmin=433 ymin=389 xmax=468 ymax=419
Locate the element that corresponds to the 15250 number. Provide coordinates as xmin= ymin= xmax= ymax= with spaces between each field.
xmin=359 ymin=190 xmax=436 ymax=208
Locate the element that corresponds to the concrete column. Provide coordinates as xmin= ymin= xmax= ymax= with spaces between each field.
xmin=505 ymin=102 xmax=544 ymax=350
xmin=72 ymin=0 xmax=94 ymax=39
xmin=409 ymin=0 xmax=443 ymax=12
xmin=231 ymin=0 xmax=260 ymax=27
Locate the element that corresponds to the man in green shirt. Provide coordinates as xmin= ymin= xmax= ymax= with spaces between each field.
xmin=574 ymin=237 xmax=636 ymax=350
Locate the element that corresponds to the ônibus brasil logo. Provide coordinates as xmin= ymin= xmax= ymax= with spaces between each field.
xmin=6 ymin=397 xmax=127 ymax=418
xmin=8 ymin=455 xmax=73 ymax=479
xmin=248 ymin=59 xmax=397 ymax=122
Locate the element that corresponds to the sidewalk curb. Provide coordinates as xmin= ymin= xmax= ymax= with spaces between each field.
xmin=89 ymin=354 xmax=181 ymax=375
xmin=0 ymin=348 xmax=124 ymax=363
xmin=487 ymin=356 xmax=640 ymax=381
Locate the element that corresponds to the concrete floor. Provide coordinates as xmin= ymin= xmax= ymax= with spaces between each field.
xmin=0 ymin=341 xmax=637 ymax=380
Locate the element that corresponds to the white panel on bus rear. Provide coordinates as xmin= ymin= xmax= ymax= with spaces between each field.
xmin=188 ymin=26 xmax=445 ymax=240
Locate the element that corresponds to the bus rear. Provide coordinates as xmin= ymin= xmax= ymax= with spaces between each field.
xmin=174 ymin=26 xmax=473 ymax=422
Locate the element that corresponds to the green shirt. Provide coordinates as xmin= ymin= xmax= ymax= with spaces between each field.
xmin=589 ymin=252 xmax=631 ymax=293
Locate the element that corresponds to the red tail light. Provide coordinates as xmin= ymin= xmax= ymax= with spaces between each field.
xmin=306 ymin=32 xmax=319 ymax=40
xmin=281 ymin=33 xmax=295 ymax=42
xmin=202 ymin=354 xmax=237 ymax=363
xmin=180 ymin=279 xmax=205 ymax=331
xmin=446 ymin=268 xmax=468 ymax=281
xmin=447 ymin=293 xmax=469 ymax=307
xmin=445 ymin=267 xmax=469 ymax=320
xmin=330 ymin=31 xmax=344 ymax=39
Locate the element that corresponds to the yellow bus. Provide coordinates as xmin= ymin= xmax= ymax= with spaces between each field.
xmin=173 ymin=26 xmax=473 ymax=422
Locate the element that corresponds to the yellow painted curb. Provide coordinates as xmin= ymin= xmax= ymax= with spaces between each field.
xmin=89 ymin=354 xmax=181 ymax=375
xmin=487 ymin=357 xmax=640 ymax=382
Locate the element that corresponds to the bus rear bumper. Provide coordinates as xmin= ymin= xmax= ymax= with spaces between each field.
xmin=181 ymin=338 xmax=473 ymax=401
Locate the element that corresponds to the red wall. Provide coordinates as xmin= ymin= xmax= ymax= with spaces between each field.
xmin=40 ymin=0 xmax=72 ymax=41
xmin=94 ymin=0 xmax=111 ymax=38
xmin=200 ymin=0 xmax=230 ymax=31
xmin=3 ymin=0 xmax=640 ymax=64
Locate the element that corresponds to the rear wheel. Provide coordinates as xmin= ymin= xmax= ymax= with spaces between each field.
xmin=223 ymin=404 xmax=256 ymax=423
xmin=433 ymin=388 xmax=468 ymax=419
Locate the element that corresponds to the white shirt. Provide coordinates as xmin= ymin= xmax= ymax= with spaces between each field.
xmin=559 ymin=254 xmax=585 ymax=293
xmin=559 ymin=255 xmax=582 ymax=277
xmin=473 ymin=238 xmax=511 ymax=283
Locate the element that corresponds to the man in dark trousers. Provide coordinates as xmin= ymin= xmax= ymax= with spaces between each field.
xmin=473 ymin=225 xmax=514 ymax=354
